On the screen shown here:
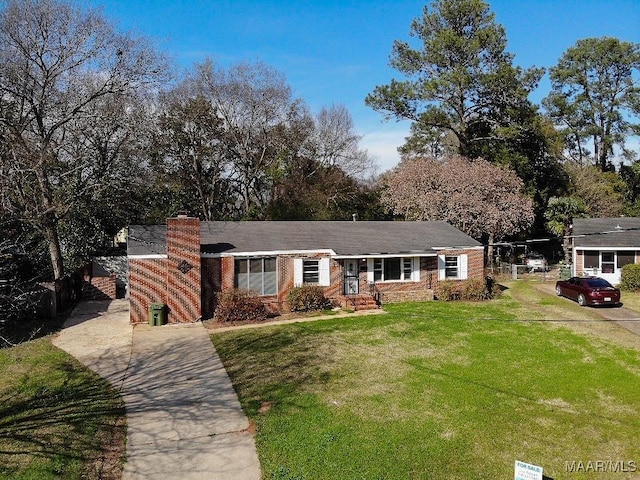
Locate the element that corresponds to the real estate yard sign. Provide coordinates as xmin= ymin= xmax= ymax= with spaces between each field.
xmin=515 ymin=460 xmax=543 ymax=480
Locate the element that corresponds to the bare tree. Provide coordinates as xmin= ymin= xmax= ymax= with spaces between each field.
xmin=56 ymin=88 xmax=156 ymax=268
xmin=154 ymin=85 xmax=230 ymax=221
xmin=381 ymin=155 xmax=534 ymax=257
xmin=153 ymin=60 xmax=375 ymax=220
xmin=0 ymin=0 xmax=166 ymax=279
xmin=306 ymin=104 xmax=376 ymax=179
xmin=192 ymin=59 xmax=310 ymax=219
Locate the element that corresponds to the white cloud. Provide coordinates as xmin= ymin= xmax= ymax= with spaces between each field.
xmin=360 ymin=123 xmax=411 ymax=173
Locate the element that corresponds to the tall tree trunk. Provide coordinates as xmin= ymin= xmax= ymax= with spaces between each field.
xmin=43 ymin=213 xmax=64 ymax=279
xmin=36 ymin=159 xmax=64 ymax=279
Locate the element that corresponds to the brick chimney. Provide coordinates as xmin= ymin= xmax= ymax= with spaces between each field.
xmin=166 ymin=214 xmax=201 ymax=323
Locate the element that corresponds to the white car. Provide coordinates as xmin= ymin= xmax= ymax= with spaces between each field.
xmin=526 ymin=253 xmax=548 ymax=272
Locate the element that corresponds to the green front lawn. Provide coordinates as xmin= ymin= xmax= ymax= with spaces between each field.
xmin=0 ymin=338 xmax=125 ymax=480
xmin=212 ymin=282 xmax=640 ymax=479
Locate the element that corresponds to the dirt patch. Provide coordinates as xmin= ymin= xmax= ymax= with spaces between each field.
xmin=202 ymin=317 xmax=272 ymax=330
xmin=204 ymin=309 xmax=383 ymax=333
xmin=245 ymin=419 xmax=257 ymax=436
xmin=88 ymin=413 xmax=126 ymax=480
xmin=203 ymin=310 xmax=341 ymax=330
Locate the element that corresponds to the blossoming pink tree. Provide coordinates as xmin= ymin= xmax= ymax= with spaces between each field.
xmin=381 ymin=155 xmax=535 ymax=260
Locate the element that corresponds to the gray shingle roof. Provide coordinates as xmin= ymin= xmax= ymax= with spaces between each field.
xmin=573 ymin=217 xmax=640 ymax=248
xmin=127 ymin=225 xmax=167 ymax=255
xmin=128 ymin=221 xmax=481 ymax=256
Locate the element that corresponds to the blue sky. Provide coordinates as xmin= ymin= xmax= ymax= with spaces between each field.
xmin=93 ymin=0 xmax=640 ymax=172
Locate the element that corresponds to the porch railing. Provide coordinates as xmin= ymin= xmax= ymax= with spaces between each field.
xmin=369 ymin=282 xmax=382 ymax=306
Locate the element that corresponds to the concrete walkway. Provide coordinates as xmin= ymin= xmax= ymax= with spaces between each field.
xmin=52 ymin=300 xmax=260 ymax=480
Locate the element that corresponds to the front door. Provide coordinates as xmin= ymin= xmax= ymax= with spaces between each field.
xmin=344 ymin=259 xmax=359 ymax=295
xmin=600 ymin=251 xmax=619 ymax=284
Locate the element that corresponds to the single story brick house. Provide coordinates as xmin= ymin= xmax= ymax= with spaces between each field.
xmin=127 ymin=216 xmax=484 ymax=324
xmin=572 ymin=217 xmax=640 ymax=285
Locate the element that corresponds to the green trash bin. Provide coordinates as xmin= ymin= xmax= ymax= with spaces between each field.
xmin=149 ymin=303 xmax=165 ymax=326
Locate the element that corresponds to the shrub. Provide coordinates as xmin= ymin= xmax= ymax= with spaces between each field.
xmin=214 ymin=289 xmax=268 ymax=323
xmin=436 ymin=280 xmax=463 ymax=301
xmin=620 ymin=263 xmax=640 ymax=291
xmin=287 ymin=285 xmax=331 ymax=312
xmin=436 ymin=278 xmax=495 ymax=301
xmin=462 ymin=278 xmax=490 ymax=300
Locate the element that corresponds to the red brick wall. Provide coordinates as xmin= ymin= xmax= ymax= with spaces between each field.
xmin=82 ymin=274 xmax=117 ymax=300
xmin=382 ymin=290 xmax=435 ymax=303
xmin=221 ymin=256 xmax=234 ymax=290
xmin=218 ymin=254 xmax=338 ymax=314
xmin=129 ymin=216 xmax=202 ymax=324
xmin=277 ymin=256 xmax=293 ymax=311
xmin=358 ymin=257 xmax=437 ymax=302
xmin=575 ymin=250 xmax=583 ymax=276
xmin=430 ymin=249 xmax=484 ymax=290
xmin=325 ymin=258 xmax=343 ymax=299
xmin=280 ymin=255 xmax=345 ymax=312
xmin=166 ymin=217 xmax=201 ymax=323
xmin=261 ymin=251 xmax=482 ymax=310
xmin=129 ymin=258 xmax=168 ymax=324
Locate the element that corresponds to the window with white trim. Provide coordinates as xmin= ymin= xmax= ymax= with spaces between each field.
xmin=438 ymin=254 xmax=468 ymax=280
xmin=445 ymin=256 xmax=459 ymax=278
xmin=234 ymin=257 xmax=277 ymax=295
xmin=294 ymin=258 xmax=330 ymax=286
xmin=370 ymin=257 xmax=417 ymax=282
xmin=303 ymin=259 xmax=319 ymax=283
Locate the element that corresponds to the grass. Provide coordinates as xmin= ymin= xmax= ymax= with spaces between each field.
xmin=619 ymin=287 xmax=640 ymax=313
xmin=0 ymin=337 xmax=125 ymax=480
xmin=212 ymin=281 xmax=640 ymax=480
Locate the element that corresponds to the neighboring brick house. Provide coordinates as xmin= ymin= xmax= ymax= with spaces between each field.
xmin=572 ymin=217 xmax=640 ymax=285
xmin=127 ymin=216 xmax=484 ymax=324
xmin=80 ymin=256 xmax=128 ymax=300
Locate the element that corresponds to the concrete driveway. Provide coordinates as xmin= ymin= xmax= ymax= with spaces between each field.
xmin=587 ymin=302 xmax=640 ymax=336
xmin=52 ymin=300 xmax=260 ymax=480
xmin=534 ymin=282 xmax=640 ymax=336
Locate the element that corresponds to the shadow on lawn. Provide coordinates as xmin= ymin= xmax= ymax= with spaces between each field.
xmin=214 ymin=325 xmax=334 ymax=414
xmin=0 ymin=363 xmax=125 ymax=476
